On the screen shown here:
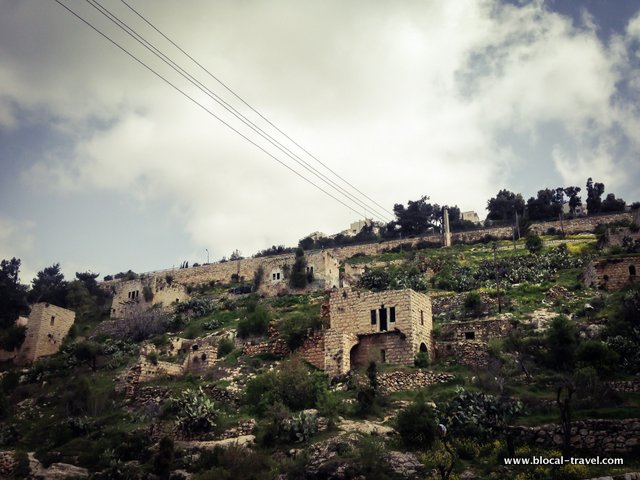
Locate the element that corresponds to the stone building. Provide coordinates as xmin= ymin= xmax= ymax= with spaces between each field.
xmin=14 ymin=303 xmax=75 ymax=365
xmin=324 ymin=289 xmax=433 ymax=376
xmin=109 ymin=276 xmax=189 ymax=319
xmin=583 ymin=256 xmax=640 ymax=290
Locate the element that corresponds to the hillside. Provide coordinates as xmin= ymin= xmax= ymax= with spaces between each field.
xmin=1 ymin=218 xmax=640 ymax=479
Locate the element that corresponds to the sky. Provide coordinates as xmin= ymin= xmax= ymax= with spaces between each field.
xmin=1 ymin=0 xmax=639 ymax=285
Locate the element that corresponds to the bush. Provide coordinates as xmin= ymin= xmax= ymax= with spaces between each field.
xmin=237 ymin=304 xmax=271 ymax=338
xmin=576 ymin=341 xmax=619 ymax=378
xmin=217 ymin=338 xmax=234 ymax=358
xmin=464 ymin=291 xmax=483 ymax=317
xmin=414 ymin=351 xmax=429 ymax=368
xmin=245 ymin=358 xmax=325 ymax=414
xmin=279 ymin=312 xmax=322 ymax=350
xmin=396 ymin=395 xmax=437 ymax=449
xmin=545 ymin=317 xmax=577 ymax=372
xmin=173 ymin=387 xmax=217 ymax=434
xmin=525 ymin=233 xmax=543 ymax=254
xmin=152 ymin=436 xmax=174 ymax=478
xmin=357 ymin=269 xmax=391 ymax=291
xmin=454 ymin=438 xmax=480 ymax=460
xmin=142 ymin=285 xmax=154 ymax=302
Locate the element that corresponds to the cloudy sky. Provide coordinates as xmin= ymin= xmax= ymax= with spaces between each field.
xmin=1 ymin=0 xmax=639 ymax=284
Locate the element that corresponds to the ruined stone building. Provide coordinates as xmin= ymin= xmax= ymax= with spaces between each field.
xmin=324 ymin=289 xmax=433 ymax=376
xmin=583 ymin=256 xmax=639 ymax=290
xmin=12 ymin=303 xmax=75 ymax=365
xmin=109 ymin=276 xmax=189 ymax=320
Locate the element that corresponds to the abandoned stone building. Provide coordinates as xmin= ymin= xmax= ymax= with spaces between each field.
xmin=109 ymin=276 xmax=190 ymax=319
xmin=583 ymin=256 xmax=640 ymax=290
xmin=12 ymin=303 xmax=75 ymax=365
xmin=324 ymin=289 xmax=433 ymax=376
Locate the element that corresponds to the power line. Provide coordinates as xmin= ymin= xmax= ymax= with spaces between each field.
xmin=120 ymin=0 xmax=395 ymax=221
xmin=53 ymin=0 xmax=375 ymax=221
xmin=85 ymin=0 xmax=394 ymax=223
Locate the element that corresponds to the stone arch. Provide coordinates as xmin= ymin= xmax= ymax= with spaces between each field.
xmin=419 ymin=342 xmax=428 ymax=353
xmin=349 ymin=343 xmax=361 ymax=371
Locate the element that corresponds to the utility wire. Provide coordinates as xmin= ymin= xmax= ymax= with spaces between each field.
xmin=53 ymin=0 xmax=372 ymax=220
xmin=86 ymin=0 xmax=393 ymax=223
xmin=120 ymin=0 xmax=394 ymax=221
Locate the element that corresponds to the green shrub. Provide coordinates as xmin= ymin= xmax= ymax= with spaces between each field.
xmin=454 ymin=438 xmax=480 ymax=460
xmin=576 ymin=340 xmax=619 ymax=377
xmin=237 ymin=304 xmax=271 ymax=338
xmin=142 ymin=285 xmax=154 ymax=302
xmin=396 ymin=394 xmax=437 ymax=449
xmin=216 ymin=338 xmax=234 ymax=358
xmin=525 ymin=233 xmax=543 ymax=254
xmin=464 ymin=291 xmax=483 ymax=317
xmin=152 ymin=436 xmax=174 ymax=478
xmin=414 ymin=351 xmax=430 ymax=368
xmin=279 ymin=312 xmax=322 ymax=350
xmin=173 ymin=387 xmax=217 ymax=434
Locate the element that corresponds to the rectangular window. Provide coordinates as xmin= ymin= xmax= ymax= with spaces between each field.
xmin=465 ymin=331 xmax=475 ymax=340
xmin=50 ymin=316 xmax=55 ymax=326
xmin=370 ymin=310 xmax=377 ymax=325
xmin=420 ymin=310 xmax=424 ymax=326
xmin=272 ymin=273 xmax=276 ymax=280
xmin=381 ymin=349 xmax=386 ymax=362
xmin=389 ymin=307 xmax=396 ymax=323
xmin=277 ymin=272 xmax=281 ymax=280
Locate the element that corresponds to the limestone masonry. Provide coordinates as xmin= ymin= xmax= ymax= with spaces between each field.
xmin=15 ymin=303 xmax=75 ymax=365
xmin=324 ymin=289 xmax=433 ymax=376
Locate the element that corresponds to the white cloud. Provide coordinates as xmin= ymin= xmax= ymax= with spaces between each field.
xmin=2 ymin=0 xmax=640 ymax=272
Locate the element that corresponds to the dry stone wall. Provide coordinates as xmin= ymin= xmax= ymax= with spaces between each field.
xmin=300 ymin=331 xmax=325 ymax=369
xmin=438 ymin=318 xmax=513 ymax=342
xmin=513 ymin=419 xmax=640 ymax=454
xmin=109 ymin=276 xmax=189 ymax=319
xmin=377 ymin=370 xmax=455 ymax=394
xmin=435 ymin=341 xmax=490 ymax=368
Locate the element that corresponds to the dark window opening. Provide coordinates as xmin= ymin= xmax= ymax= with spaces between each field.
xmin=370 ymin=310 xmax=377 ymax=325
xmin=630 ymin=265 xmax=637 ymax=277
xmin=50 ymin=316 xmax=55 ymax=326
xmin=420 ymin=310 xmax=424 ymax=325
xmin=379 ymin=305 xmax=388 ymax=331
xmin=201 ymin=353 xmax=207 ymax=362
xmin=446 ymin=344 xmax=452 ymax=351
xmin=390 ymin=306 xmax=396 ymax=323
xmin=381 ymin=349 xmax=386 ymax=363
xmin=420 ymin=343 xmax=428 ymax=352
xmin=465 ymin=331 xmax=475 ymax=340
xmin=603 ymin=274 xmax=609 ymax=282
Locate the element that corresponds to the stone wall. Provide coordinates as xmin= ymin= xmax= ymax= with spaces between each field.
xmin=435 ymin=341 xmax=490 ymax=368
xmin=350 ymin=331 xmax=413 ymax=369
xmin=606 ymin=227 xmax=640 ymax=247
xmin=109 ymin=276 xmax=189 ymax=319
xmin=241 ymin=338 xmax=289 ymax=357
xmin=324 ymin=289 xmax=432 ymax=376
xmin=438 ymin=318 xmax=513 ymax=342
xmin=300 ymin=331 xmax=325 ymax=370
xmin=103 ymin=250 xmax=340 ymax=297
xmin=377 ymin=370 xmax=456 ymax=394
xmin=583 ymin=256 xmax=640 ymax=290
xmin=15 ymin=303 xmax=75 ymax=366
xmin=606 ymin=380 xmax=640 ymax=393
xmin=513 ymin=419 xmax=640 ymax=454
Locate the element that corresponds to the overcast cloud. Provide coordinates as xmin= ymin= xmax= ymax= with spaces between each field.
xmin=0 ymin=0 xmax=639 ymax=283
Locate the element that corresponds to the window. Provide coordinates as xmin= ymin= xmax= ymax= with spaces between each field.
xmin=630 ymin=265 xmax=637 ymax=277
xmin=465 ymin=331 xmax=475 ymax=340
xmin=389 ymin=306 xmax=396 ymax=323
xmin=50 ymin=316 xmax=55 ymax=326
xmin=370 ymin=310 xmax=377 ymax=325
xmin=272 ymin=273 xmax=276 ymax=280
xmin=381 ymin=349 xmax=386 ymax=362
xmin=420 ymin=310 xmax=424 ymax=325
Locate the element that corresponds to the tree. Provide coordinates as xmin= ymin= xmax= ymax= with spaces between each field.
xmin=0 ymin=258 xmax=29 ymax=329
xmin=289 ymin=248 xmax=308 ymax=289
xmin=393 ymin=195 xmax=437 ymax=236
xmin=600 ymin=193 xmax=626 ymax=212
xmin=525 ymin=233 xmax=543 ymax=254
xmin=396 ymin=394 xmax=437 ymax=449
xmin=28 ymin=263 xmax=69 ymax=307
xmin=586 ymin=177 xmax=605 ymax=214
xmin=486 ymin=190 xmax=525 ymax=222
xmin=563 ymin=186 xmax=582 ymax=216
xmin=546 ymin=317 xmax=577 ymax=371
xmin=526 ymin=188 xmax=562 ymax=221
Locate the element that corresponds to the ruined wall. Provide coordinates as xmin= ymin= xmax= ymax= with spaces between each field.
xmin=377 ymin=370 xmax=455 ymax=394
xmin=324 ymin=289 xmax=432 ymax=376
xmin=583 ymin=256 xmax=640 ymax=290
xmin=15 ymin=303 xmax=75 ymax=365
xmin=350 ymin=331 xmax=412 ymax=369
xmin=110 ymin=276 xmax=189 ymax=319
xmin=300 ymin=331 xmax=325 ymax=370
xmin=435 ymin=341 xmax=490 ymax=369
xmin=439 ymin=318 xmax=513 ymax=342
xmin=512 ymin=419 xmax=640 ymax=454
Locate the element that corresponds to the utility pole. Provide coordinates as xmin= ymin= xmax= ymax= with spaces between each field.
xmin=205 ymin=248 xmax=209 ymax=264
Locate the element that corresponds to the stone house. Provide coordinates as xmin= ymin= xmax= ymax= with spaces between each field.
xmin=13 ymin=303 xmax=75 ymax=365
xmin=324 ymin=289 xmax=433 ymax=376
xmin=109 ymin=276 xmax=189 ymax=319
xmin=583 ymin=256 xmax=640 ymax=290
